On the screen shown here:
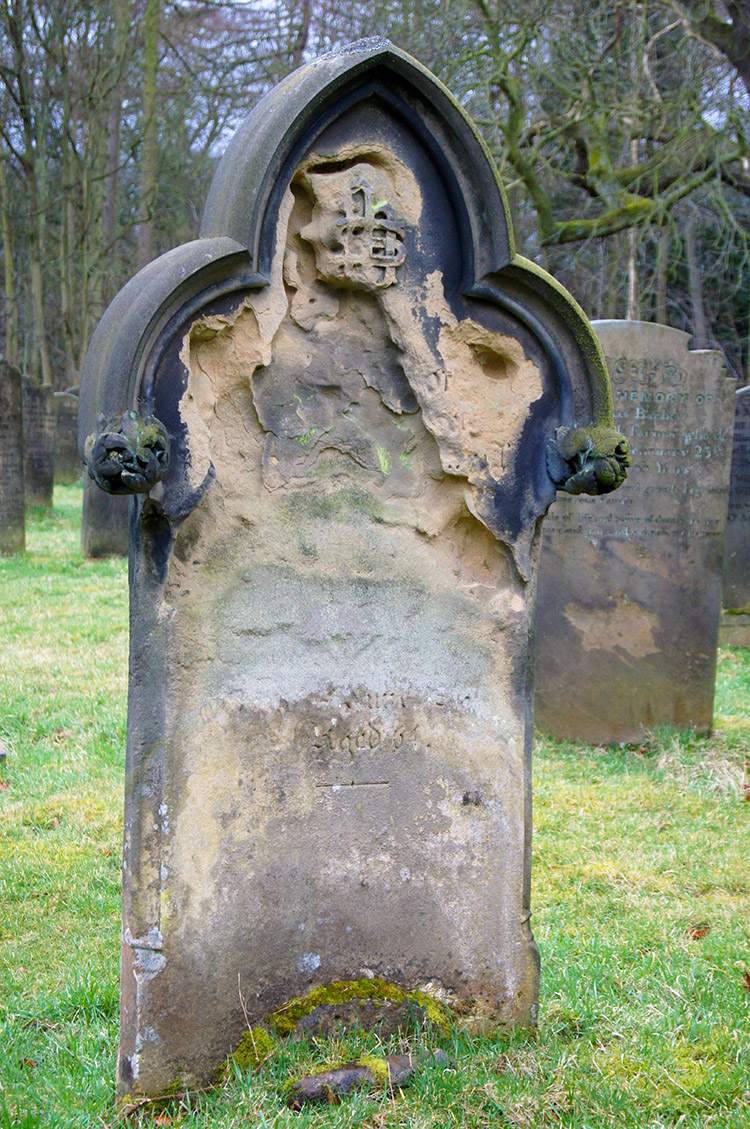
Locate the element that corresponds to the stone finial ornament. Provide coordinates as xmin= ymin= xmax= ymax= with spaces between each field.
xmin=85 ymin=410 xmax=170 ymax=494
xmin=79 ymin=39 xmax=626 ymax=1098
xmin=547 ymin=424 xmax=631 ymax=496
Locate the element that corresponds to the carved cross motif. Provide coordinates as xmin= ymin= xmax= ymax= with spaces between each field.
xmin=335 ymin=175 xmax=406 ymax=287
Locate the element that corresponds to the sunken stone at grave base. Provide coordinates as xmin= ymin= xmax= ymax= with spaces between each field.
xmin=78 ymin=41 xmax=625 ymax=1096
xmin=54 ymin=392 xmax=82 ymax=484
xmin=534 ymin=321 xmax=735 ymax=745
xmin=0 ymin=361 xmax=25 ymax=553
xmin=22 ymin=380 xmax=55 ymax=509
xmin=723 ymin=385 xmax=750 ymax=611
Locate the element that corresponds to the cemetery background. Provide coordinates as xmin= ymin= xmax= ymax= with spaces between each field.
xmin=1 ymin=489 xmax=748 ymax=1125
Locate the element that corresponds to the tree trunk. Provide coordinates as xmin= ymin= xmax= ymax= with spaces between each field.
xmin=0 ymin=155 xmax=18 ymax=366
xmin=103 ymin=0 xmax=131 ymax=301
xmin=655 ymin=221 xmax=669 ymax=326
xmin=30 ymin=131 xmax=53 ymax=386
xmin=685 ymin=206 xmax=708 ymax=345
xmin=626 ymin=140 xmax=639 ymax=320
xmin=137 ymin=0 xmax=160 ymax=270
xmin=290 ymin=0 xmax=311 ymax=68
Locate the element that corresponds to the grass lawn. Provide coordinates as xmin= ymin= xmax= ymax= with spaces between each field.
xmin=1 ymin=485 xmax=748 ymax=1128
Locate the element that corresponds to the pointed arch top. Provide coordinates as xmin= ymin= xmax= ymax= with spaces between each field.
xmin=200 ymin=38 xmax=514 ymax=283
xmin=79 ymin=39 xmax=628 ymax=538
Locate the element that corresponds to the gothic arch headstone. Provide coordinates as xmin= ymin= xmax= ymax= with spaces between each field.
xmin=79 ymin=41 xmax=626 ymax=1094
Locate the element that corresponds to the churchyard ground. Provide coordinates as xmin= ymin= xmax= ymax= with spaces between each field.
xmin=1 ymin=485 xmax=748 ymax=1128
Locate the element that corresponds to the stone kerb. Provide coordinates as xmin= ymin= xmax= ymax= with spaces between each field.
xmin=79 ymin=40 xmax=626 ymax=1095
xmin=0 ymin=361 xmax=25 ymax=553
xmin=720 ymin=385 xmax=750 ymax=645
xmin=534 ymin=321 xmax=736 ymax=744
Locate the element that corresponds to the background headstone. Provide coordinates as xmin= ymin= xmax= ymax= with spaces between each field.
xmin=22 ymin=380 xmax=55 ymax=509
xmin=720 ymin=385 xmax=750 ymax=645
xmin=81 ymin=476 xmax=129 ymax=557
xmin=79 ymin=42 xmax=624 ymax=1095
xmin=534 ymin=321 xmax=735 ymax=744
xmin=0 ymin=361 xmax=25 ymax=553
xmin=54 ymin=392 xmax=82 ymax=484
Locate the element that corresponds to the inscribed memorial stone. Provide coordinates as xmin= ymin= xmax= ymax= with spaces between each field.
xmin=79 ymin=41 xmax=626 ymax=1095
xmin=534 ymin=321 xmax=735 ymax=744
xmin=721 ymin=385 xmax=750 ymax=645
xmin=54 ymin=392 xmax=82 ymax=484
xmin=22 ymin=380 xmax=54 ymax=508
xmin=0 ymin=361 xmax=25 ymax=553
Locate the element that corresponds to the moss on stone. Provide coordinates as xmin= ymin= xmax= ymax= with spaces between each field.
xmin=266 ymin=977 xmax=452 ymax=1037
xmin=225 ymin=1026 xmax=278 ymax=1074
xmin=267 ymin=977 xmax=403 ymax=1035
xmin=406 ymin=989 xmax=452 ymax=1034
xmin=358 ymin=1053 xmax=392 ymax=1087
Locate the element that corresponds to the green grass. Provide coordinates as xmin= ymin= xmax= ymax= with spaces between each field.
xmin=1 ymin=485 xmax=748 ymax=1127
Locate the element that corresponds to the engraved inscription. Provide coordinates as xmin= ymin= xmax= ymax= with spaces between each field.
xmin=546 ymin=353 xmax=731 ymax=545
xmin=723 ymin=387 xmax=750 ymax=607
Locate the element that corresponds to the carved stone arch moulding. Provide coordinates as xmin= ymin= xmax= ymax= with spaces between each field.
xmin=80 ymin=37 xmax=628 ymax=570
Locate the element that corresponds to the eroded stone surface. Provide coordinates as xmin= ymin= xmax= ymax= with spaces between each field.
xmin=0 ymin=362 xmax=25 ymax=553
xmin=723 ymin=386 xmax=750 ymax=611
xmin=118 ymin=146 xmax=547 ymax=1093
xmin=534 ymin=321 xmax=735 ymax=743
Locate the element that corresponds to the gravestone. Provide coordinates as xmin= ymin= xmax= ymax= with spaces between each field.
xmin=721 ymin=385 xmax=750 ymax=645
xmin=79 ymin=41 xmax=627 ymax=1096
xmin=535 ymin=321 xmax=735 ymax=744
xmin=22 ymin=379 xmax=55 ymax=508
xmin=81 ymin=475 xmax=129 ymax=557
xmin=54 ymin=391 xmax=82 ymax=484
xmin=0 ymin=361 xmax=25 ymax=553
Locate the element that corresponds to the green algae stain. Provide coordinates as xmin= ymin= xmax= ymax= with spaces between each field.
xmin=375 ymin=445 xmax=390 ymax=476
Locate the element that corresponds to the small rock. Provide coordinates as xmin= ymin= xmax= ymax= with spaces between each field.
xmin=286 ymin=1049 xmax=449 ymax=1108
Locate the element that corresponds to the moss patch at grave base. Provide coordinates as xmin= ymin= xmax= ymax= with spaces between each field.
xmin=266 ymin=977 xmax=452 ymax=1037
xmin=225 ymin=1026 xmax=278 ymax=1075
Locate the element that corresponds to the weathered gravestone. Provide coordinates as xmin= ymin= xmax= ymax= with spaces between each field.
xmin=79 ymin=41 xmax=628 ymax=1095
xmin=54 ymin=391 xmax=82 ymax=484
xmin=0 ymin=361 xmax=25 ymax=553
xmin=721 ymin=386 xmax=750 ymax=645
xmin=535 ymin=321 xmax=735 ymax=744
xmin=81 ymin=475 xmax=129 ymax=557
xmin=22 ymin=379 xmax=55 ymax=508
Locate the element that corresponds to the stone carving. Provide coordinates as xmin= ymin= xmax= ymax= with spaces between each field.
xmin=79 ymin=41 xmax=622 ymax=1096
xmin=302 ymin=166 xmax=406 ymax=290
xmin=547 ymin=425 xmax=631 ymax=495
xmin=85 ymin=409 xmax=169 ymax=494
